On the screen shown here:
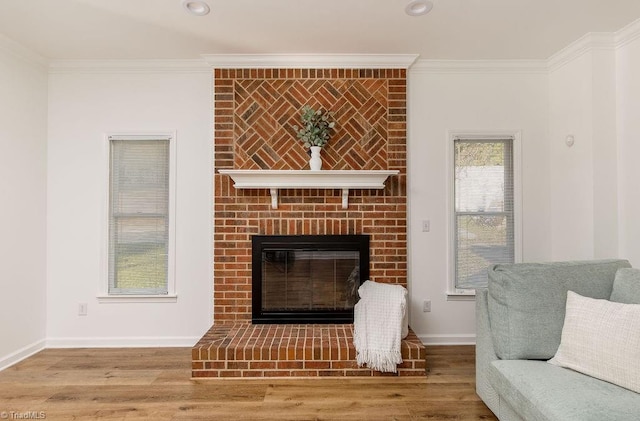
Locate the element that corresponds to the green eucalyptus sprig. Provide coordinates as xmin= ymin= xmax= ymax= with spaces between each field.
xmin=292 ymin=105 xmax=336 ymax=148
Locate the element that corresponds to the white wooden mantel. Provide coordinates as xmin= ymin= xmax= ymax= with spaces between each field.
xmin=218 ymin=169 xmax=399 ymax=209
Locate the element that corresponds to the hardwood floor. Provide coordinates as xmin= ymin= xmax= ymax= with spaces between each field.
xmin=0 ymin=345 xmax=497 ymax=420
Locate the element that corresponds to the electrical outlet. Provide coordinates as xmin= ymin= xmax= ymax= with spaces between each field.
xmin=78 ymin=303 xmax=87 ymax=316
xmin=423 ymin=300 xmax=431 ymax=312
xmin=422 ymin=220 xmax=430 ymax=232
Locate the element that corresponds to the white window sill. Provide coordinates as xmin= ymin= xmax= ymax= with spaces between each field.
xmin=97 ymin=295 xmax=178 ymax=304
xmin=446 ymin=291 xmax=476 ymax=301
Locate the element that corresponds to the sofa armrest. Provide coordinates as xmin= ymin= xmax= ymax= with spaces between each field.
xmin=476 ymin=288 xmax=500 ymax=416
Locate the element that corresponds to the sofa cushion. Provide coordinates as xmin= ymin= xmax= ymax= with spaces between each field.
xmin=549 ymin=291 xmax=640 ymax=393
xmin=489 ymin=360 xmax=640 ymax=421
xmin=488 ymin=259 xmax=630 ymax=360
xmin=610 ymin=268 xmax=640 ymax=304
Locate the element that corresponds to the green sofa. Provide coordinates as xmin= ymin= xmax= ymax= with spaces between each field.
xmin=476 ymin=259 xmax=640 ymax=421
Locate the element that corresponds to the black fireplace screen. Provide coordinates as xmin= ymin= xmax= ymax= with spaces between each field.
xmin=252 ymin=235 xmax=370 ymax=324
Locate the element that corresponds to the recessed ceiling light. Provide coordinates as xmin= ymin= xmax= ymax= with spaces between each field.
xmin=182 ymin=0 xmax=210 ymax=16
xmin=405 ymin=0 xmax=433 ymax=16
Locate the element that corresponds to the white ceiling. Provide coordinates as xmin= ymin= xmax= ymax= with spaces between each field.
xmin=1 ymin=0 xmax=640 ymax=61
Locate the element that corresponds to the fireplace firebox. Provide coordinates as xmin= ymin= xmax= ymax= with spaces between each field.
xmin=252 ymin=235 xmax=370 ymax=324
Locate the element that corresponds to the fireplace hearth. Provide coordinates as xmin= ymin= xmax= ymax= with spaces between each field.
xmin=252 ymin=235 xmax=370 ymax=324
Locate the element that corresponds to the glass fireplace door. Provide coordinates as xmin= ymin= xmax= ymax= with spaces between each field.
xmin=252 ymin=235 xmax=370 ymax=324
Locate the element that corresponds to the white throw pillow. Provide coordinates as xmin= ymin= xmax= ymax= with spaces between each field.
xmin=548 ymin=291 xmax=640 ymax=393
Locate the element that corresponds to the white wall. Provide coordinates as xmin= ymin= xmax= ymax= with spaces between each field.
xmin=548 ymin=39 xmax=619 ymax=261
xmin=46 ymin=64 xmax=213 ymax=346
xmin=548 ymin=53 xmax=596 ymax=260
xmin=407 ymin=64 xmax=552 ymax=344
xmin=591 ymin=49 xmax=620 ymax=259
xmin=0 ymin=38 xmax=48 ymax=367
xmin=616 ymin=28 xmax=640 ymax=267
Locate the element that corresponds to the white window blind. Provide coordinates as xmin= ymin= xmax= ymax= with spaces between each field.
xmin=454 ymin=138 xmax=515 ymax=290
xmin=108 ymin=136 xmax=171 ymax=295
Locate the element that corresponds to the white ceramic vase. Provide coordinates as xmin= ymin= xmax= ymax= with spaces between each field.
xmin=309 ymin=146 xmax=323 ymax=170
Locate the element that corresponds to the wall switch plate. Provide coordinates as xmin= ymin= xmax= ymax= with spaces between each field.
xmin=422 ymin=220 xmax=430 ymax=232
xmin=78 ymin=303 xmax=87 ymax=316
xmin=423 ymin=300 xmax=431 ymax=312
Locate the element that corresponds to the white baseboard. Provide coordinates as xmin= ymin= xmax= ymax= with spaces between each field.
xmin=418 ymin=333 xmax=476 ymax=346
xmin=46 ymin=336 xmax=200 ymax=348
xmin=0 ymin=339 xmax=47 ymax=371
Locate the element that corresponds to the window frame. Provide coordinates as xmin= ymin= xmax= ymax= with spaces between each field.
xmin=99 ymin=131 xmax=178 ymax=303
xmin=446 ymin=130 xmax=522 ymax=299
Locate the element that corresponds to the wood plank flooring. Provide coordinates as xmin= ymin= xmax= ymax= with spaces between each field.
xmin=0 ymin=345 xmax=497 ymax=420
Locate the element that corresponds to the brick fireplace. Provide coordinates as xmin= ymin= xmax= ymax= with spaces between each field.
xmin=192 ymin=67 xmax=425 ymax=377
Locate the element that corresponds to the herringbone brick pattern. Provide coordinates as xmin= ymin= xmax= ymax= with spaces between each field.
xmin=233 ymin=78 xmax=388 ymax=170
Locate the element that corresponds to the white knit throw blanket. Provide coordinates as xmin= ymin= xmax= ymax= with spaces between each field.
xmin=353 ymin=280 xmax=407 ymax=373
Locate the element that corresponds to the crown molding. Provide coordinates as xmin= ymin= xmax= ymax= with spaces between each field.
xmin=616 ymin=17 xmax=640 ymax=49
xmin=410 ymin=59 xmax=547 ymax=74
xmin=48 ymin=59 xmax=211 ymax=74
xmin=0 ymin=34 xmax=48 ymax=69
xmin=13 ymin=20 xmax=639 ymax=77
xmin=201 ymin=54 xmax=419 ymax=69
xmin=548 ymin=32 xmax=616 ymax=72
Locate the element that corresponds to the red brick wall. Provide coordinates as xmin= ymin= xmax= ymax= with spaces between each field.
xmin=213 ymin=68 xmax=407 ymax=322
